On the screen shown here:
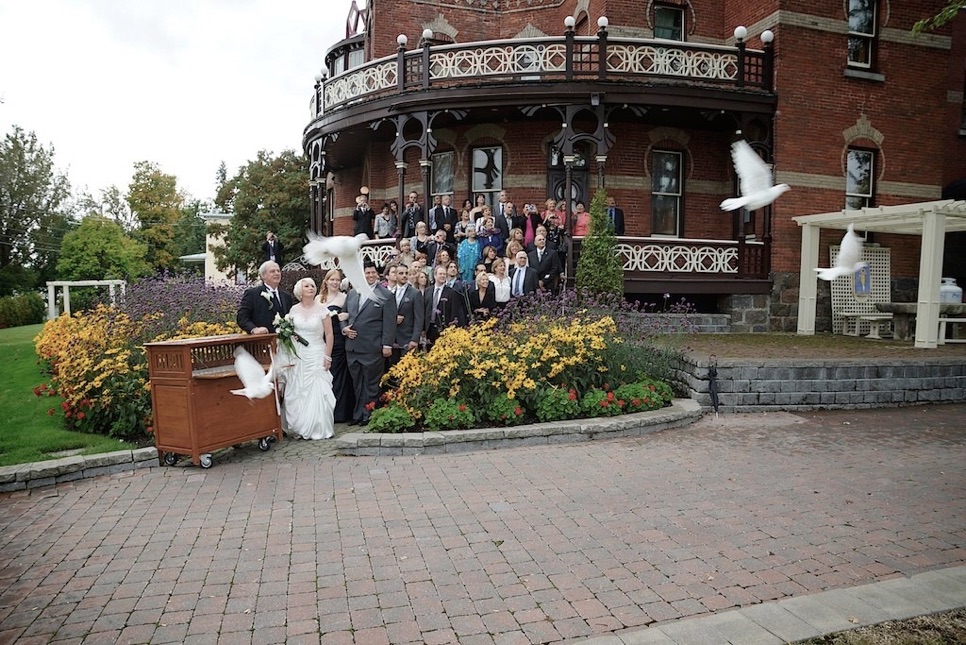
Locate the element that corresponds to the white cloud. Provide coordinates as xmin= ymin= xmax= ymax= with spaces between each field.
xmin=0 ymin=0 xmax=348 ymax=202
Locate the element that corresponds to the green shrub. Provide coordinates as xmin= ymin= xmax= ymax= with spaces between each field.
xmin=479 ymin=392 xmax=527 ymax=426
xmin=367 ymin=404 xmax=416 ymax=433
xmin=0 ymin=292 xmax=46 ymax=328
xmin=423 ymin=399 xmax=476 ymax=431
xmin=575 ymin=188 xmax=623 ymax=297
xmin=535 ymin=386 xmax=581 ymax=422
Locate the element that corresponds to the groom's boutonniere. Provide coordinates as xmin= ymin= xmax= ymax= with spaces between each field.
xmin=261 ymin=290 xmax=274 ymax=308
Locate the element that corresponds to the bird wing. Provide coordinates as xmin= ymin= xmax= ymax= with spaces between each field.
xmin=232 ymin=346 xmax=271 ymax=398
xmin=302 ymin=230 xmax=336 ymax=266
xmin=731 ymin=140 xmax=773 ymax=198
xmin=836 ymin=223 xmax=864 ymax=269
xmin=339 ymin=251 xmax=383 ymax=303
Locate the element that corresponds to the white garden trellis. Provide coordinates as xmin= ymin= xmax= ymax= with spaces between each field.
xmin=46 ymin=280 xmax=126 ymax=320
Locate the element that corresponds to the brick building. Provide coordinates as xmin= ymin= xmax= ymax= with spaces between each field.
xmin=303 ymin=0 xmax=966 ymax=331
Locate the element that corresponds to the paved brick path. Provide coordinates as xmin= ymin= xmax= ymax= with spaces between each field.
xmin=0 ymin=404 xmax=963 ymax=644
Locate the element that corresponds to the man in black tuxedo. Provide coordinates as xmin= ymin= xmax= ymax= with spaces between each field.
xmin=389 ymin=265 xmax=425 ymax=365
xmin=353 ymin=195 xmax=375 ymax=239
xmin=236 ymin=261 xmax=293 ymax=333
xmin=508 ymin=251 xmax=538 ymax=297
xmin=527 ymin=233 xmax=564 ymax=293
xmin=400 ymin=191 xmax=424 ymax=238
xmin=261 ymin=231 xmax=284 ymax=265
xmin=605 ymin=196 xmax=626 ymax=235
xmin=424 ymin=264 xmax=467 ymax=348
xmin=430 ymin=195 xmax=458 ymax=242
xmin=343 ymin=262 xmax=396 ymax=425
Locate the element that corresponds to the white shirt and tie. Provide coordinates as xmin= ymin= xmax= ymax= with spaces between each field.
xmin=512 ymin=267 xmax=526 ymax=297
xmin=432 ymin=285 xmax=443 ymax=322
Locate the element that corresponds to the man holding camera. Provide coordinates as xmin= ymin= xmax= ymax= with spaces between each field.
xmin=261 ymin=231 xmax=284 ymax=265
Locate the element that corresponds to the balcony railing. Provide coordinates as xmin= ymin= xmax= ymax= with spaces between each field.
xmin=285 ymin=236 xmax=769 ymax=284
xmin=313 ymin=34 xmax=771 ymax=118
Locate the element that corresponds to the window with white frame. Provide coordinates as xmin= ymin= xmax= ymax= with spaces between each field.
xmin=431 ymin=151 xmax=454 ymax=198
xmin=847 ymin=0 xmax=877 ymax=68
xmin=471 ymin=146 xmax=503 ymax=204
xmin=846 ymin=148 xmax=875 ymax=209
xmin=654 ymin=6 xmax=684 ymax=41
xmin=652 ymin=150 xmax=682 ymax=236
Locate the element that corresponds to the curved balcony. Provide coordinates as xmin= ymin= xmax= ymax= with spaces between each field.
xmin=309 ymin=33 xmax=773 ymax=122
xmin=284 ymin=236 xmax=770 ymax=295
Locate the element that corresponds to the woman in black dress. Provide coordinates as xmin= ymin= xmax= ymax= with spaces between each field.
xmin=317 ymin=268 xmax=355 ymax=423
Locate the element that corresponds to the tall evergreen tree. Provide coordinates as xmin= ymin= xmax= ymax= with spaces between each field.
xmin=575 ymin=189 xmax=624 ymax=298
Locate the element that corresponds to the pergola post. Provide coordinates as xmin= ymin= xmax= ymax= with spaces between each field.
xmin=47 ymin=283 xmax=57 ymax=320
xmin=63 ymin=286 xmax=71 ymax=317
xmin=796 ymin=224 xmax=821 ymax=335
xmin=914 ymin=209 xmax=946 ymax=348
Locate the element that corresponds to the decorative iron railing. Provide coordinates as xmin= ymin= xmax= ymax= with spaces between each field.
xmin=286 ymin=236 xmax=768 ymax=281
xmin=315 ymin=34 xmax=771 ymax=117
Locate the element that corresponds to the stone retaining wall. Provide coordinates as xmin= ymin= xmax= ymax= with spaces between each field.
xmin=676 ymin=355 xmax=966 ymax=413
xmin=0 ymin=447 xmax=158 ymax=493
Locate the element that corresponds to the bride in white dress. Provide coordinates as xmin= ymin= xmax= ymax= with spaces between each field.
xmin=278 ymin=278 xmax=336 ymax=440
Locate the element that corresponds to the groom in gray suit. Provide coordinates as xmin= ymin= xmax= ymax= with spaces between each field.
xmin=343 ymin=261 xmax=396 ymax=426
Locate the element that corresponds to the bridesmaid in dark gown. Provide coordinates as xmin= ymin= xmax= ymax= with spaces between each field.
xmin=318 ymin=269 xmax=355 ymax=423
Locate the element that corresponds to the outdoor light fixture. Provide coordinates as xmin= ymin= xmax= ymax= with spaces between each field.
xmin=396 ymin=33 xmax=408 ymax=47
xmin=761 ymin=30 xmax=774 ymax=43
xmin=314 ymin=73 xmax=322 ymax=83
xmin=597 ymin=16 xmax=609 ymax=29
xmin=564 ymin=15 xmax=575 ymax=29
xmin=733 ymin=25 xmax=747 ymax=41
xmin=590 ymin=93 xmax=600 ymax=106
xmin=422 ymin=28 xmax=433 ymax=42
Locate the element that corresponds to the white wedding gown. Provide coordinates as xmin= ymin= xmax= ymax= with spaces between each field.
xmin=278 ymin=308 xmax=336 ymax=440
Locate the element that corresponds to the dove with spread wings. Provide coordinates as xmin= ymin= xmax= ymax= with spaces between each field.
xmin=720 ymin=140 xmax=790 ymax=212
xmin=815 ymin=223 xmax=868 ymax=281
xmin=302 ymin=232 xmax=383 ymax=303
xmin=230 ymin=346 xmax=277 ymax=400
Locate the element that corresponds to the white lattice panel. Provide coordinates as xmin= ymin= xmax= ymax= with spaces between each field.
xmin=617 ymin=242 xmax=738 ymax=273
xmin=605 ymin=45 xmax=738 ymax=80
xmin=324 ymin=61 xmax=397 ymax=110
xmin=829 ymin=245 xmax=891 ymax=335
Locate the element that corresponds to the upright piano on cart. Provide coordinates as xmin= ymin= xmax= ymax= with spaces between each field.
xmin=145 ymin=334 xmax=282 ymax=468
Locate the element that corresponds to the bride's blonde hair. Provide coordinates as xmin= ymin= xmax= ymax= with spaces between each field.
xmin=292 ymin=277 xmax=317 ymax=300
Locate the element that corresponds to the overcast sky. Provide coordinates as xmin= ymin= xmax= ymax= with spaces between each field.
xmin=0 ymin=0 xmax=350 ymax=203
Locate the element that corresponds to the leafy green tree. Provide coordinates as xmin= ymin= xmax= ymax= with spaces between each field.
xmin=56 ymin=216 xmax=151 ymax=281
xmin=575 ymin=188 xmax=624 ymax=298
xmin=212 ymin=150 xmax=309 ymax=278
xmin=0 ymin=126 xmax=73 ymax=295
xmin=172 ymin=199 xmax=208 ymax=263
xmin=913 ymin=1 xmax=965 ymax=34
xmin=126 ymin=161 xmax=185 ymax=271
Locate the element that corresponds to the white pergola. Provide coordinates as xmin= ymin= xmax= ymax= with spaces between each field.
xmin=794 ymin=199 xmax=966 ymax=349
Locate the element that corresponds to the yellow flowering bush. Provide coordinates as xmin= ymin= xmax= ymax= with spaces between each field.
xmin=373 ymin=313 xmax=673 ymax=432
xmin=35 ymin=277 xmax=242 ymax=439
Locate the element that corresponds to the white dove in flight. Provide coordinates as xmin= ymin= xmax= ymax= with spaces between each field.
xmin=230 ymin=346 xmax=276 ymax=399
xmin=816 ymin=223 xmax=868 ymax=281
xmin=302 ymin=232 xmax=382 ymax=303
xmin=720 ymin=140 xmax=790 ymax=212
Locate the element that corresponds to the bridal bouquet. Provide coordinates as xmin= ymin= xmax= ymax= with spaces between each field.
xmin=273 ymin=313 xmax=309 ymax=357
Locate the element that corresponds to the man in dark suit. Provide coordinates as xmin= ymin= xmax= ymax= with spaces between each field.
xmin=236 ymin=261 xmax=293 ymax=333
xmin=390 ymin=265 xmax=425 ymax=365
xmin=508 ymin=251 xmax=538 ymax=297
xmin=261 ymin=231 xmax=284 ymax=265
xmin=424 ymin=264 xmax=467 ymax=347
xmin=353 ymin=195 xmax=375 ymax=239
xmin=527 ymin=233 xmax=564 ymax=293
xmin=343 ymin=261 xmax=396 ymax=425
xmin=429 ymin=195 xmax=457 ymax=241
xmin=400 ymin=191 xmax=424 ymax=238
xmin=605 ymin=196 xmax=626 ymax=235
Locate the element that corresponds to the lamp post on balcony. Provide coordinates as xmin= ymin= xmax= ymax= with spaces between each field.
xmin=597 ymin=16 xmax=608 ymax=80
xmin=422 ymin=29 xmax=433 ymax=90
xmin=396 ymin=34 xmax=408 ymax=91
xmin=734 ymin=25 xmax=747 ymax=88
xmin=564 ymin=16 xmax=575 ymax=80
xmin=314 ymin=73 xmax=323 ymax=118
xmin=761 ymin=29 xmax=775 ymax=91
xmin=419 ymin=159 xmax=432 ymax=226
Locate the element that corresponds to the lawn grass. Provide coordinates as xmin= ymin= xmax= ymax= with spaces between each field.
xmin=0 ymin=324 xmax=131 ymax=467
